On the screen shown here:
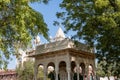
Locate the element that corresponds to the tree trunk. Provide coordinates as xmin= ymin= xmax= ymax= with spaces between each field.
xmin=107 ymin=76 xmax=110 ymax=80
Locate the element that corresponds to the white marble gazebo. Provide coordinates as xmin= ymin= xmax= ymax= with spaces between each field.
xmin=29 ymin=27 xmax=95 ymax=80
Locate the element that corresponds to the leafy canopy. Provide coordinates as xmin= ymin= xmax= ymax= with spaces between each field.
xmin=57 ymin=0 xmax=120 ymax=76
xmin=16 ymin=60 xmax=34 ymax=80
xmin=0 ymin=0 xmax=49 ymax=69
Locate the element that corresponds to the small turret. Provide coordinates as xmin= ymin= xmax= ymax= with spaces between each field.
xmin=54 ymin=27 xmax=66 ymax=41
xmin=34 ymin=35 xmax=41 ymax=46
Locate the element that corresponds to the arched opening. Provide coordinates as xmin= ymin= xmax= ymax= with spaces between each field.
xmin=79 ymin=63 xmax=85 ymax=80
xmin=88 ymin=64 xmax=94 ymax=80
xmin=88 ymin=64 xmax=93 ymax=74
xmin=80 ymin=63 xmax=85 ymax=75
xmin=37 ymin=64 xmax=44 ymax=80
xmin=59 ymin=61 xmax=67 ymax=80
xmin=71 ymin=61 xmax=77 ymax=80
xmin=47 ymin=62 xmax=55 ymax=80
xmin=71 ymin=61 xmax=76 ymax=73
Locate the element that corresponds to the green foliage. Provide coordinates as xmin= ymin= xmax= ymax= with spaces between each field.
xmin=57 ymin=0 xmax=120 ymax=76
xmin=37 ymin=66 xmax=44 ymax=80
xmin=96 ymin=60 xmax=109 ymax=77
xmin=96 ymin=58 xmax=119 ymax=78
xmin=16 ymin=60 xmax=34 ymax=80
xmin=16 ymin=60 xmax=45 ymax=80
xmin=0 ymin=0 xmax=49 ymax=69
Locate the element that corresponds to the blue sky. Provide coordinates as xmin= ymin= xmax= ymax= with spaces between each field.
xmin=30 ymin=0 xmax=63 ymax=42
xmin=8 ymin=0 xmax=75 ymax=69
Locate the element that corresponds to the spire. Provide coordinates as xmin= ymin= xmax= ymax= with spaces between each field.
xmin=54 ymin=27 xmax=65 ymax=41
xmin=33 ymin=35 xmax=41 ymax=47
xmin=36 ymin=35 xmax=41 ymax=45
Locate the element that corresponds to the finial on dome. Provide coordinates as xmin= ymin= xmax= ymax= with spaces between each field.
xmin=49 ymin=35 xmax=53 ymax=42
xmin=54 ymin=27 xmax=66 ymax=41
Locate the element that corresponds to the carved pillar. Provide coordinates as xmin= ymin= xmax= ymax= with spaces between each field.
xmin=77 ymin=64 xmax=80 ymax=80
xmin=92 ymin=60 xmax=96 ymax=76
xmin=67 ymin=66 xmax=71 ymax=80
xmin=44 ymin=65 xmax=47 ymax=80
xmin=34 ymin=64 xmax=38 ymax=80
xmin=55 ymin=62 xmax=59 ymax=80
xmin=85 ymin=63 xmax=89 ymax=80
xmin=67 ymin=54 xmax=71 ymax=80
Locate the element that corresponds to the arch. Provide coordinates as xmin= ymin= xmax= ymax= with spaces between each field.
xmin=80 ymin=62 xmax=85 ymax=75
xmin=71 ymin=61 xmax=77 ymax=80
xmin=37 ymin=64 xmax=44 ymax=80
xmin=47 ymin=62 xmax=55 ymax=68
xmin=71 ymin=61 xmax=76 ymax=73
xmin=88 ymin=64 xmax=94 ymax=75
xmin=59 ymin=61 xmax=67 ymax=80
xmin=59 ymin=61 xmax=66 ymax=68
xmin=47 ymin=62 xmax=55 ymax=80
xmin=88 ymin=64 xmax=94 ymax=80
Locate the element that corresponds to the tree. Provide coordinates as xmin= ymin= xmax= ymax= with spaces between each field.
xmin=56 ymin=0 xmax=120 ymax=77
xmin=16 ymin=60 xmax=34 ymax=80
xmin=37 ymin=66 xmax=44 ymax=80
xmin=17 ymin=60 xmax=46 ymax=80
xmin=96 ymin=58 xmax=118 ymax=79
xmin=0 ymin=0 xmax=49 ymax=69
